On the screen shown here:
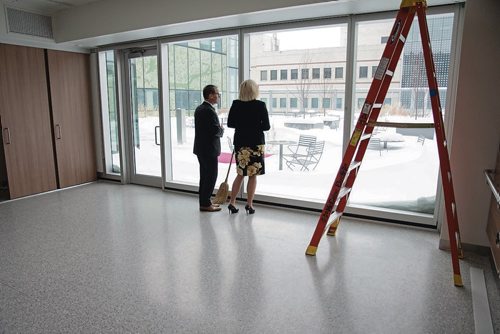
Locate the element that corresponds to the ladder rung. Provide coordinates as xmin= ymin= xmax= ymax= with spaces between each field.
xmin=335 ymin=187 xmax=352 ymax=205
xmin=367 ymin=121 xmax=435 ymax=128
xmin=360 ymin=133 xmax=372 ymax=141
xmin=325 ymin=211 xmax=342 ymax=233
xmin=348 ymin=161 xmax=362 ymax=171
xmin=339 ymin=186 xmax=351 ymax=198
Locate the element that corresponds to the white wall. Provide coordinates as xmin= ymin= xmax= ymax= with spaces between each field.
xmin=440 ymin=0 xmax=500 ymax=247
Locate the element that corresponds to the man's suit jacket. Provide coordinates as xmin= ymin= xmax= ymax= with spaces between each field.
xmin=193 ymin=101 xmax=224 ymax=157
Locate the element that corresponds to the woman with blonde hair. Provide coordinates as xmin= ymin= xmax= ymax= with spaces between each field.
xmin=227 ymin=79 xmax=270 ymax=214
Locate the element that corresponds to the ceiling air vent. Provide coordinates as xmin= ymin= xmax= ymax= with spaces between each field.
xmin=5 ymin=7 xmax=53 ymax=39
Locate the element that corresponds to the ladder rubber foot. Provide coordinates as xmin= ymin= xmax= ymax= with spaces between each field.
xmin=453 ymin=274 xmax=463 ymax=287
xmin=305 ymin=245 xmax=317 ymax=256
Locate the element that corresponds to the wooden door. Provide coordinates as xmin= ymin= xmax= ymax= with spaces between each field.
xmin=0 ymin=44 xmax=57 ymax=198
xmin=47 ymin=50 xmax=96 ymax=188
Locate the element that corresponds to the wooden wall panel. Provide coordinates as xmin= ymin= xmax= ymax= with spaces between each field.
xmin=0 ymin=44 xmax=57 ymax=198
xmin=47 ymin=50 xmax=96 ymax=188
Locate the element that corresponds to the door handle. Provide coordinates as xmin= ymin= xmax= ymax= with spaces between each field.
xmin=155 ymin=126 xmax=160 ymax=146
xmin=3 ymin=127 xmax=11 ymax=144
xmin=55 ymin=124 xmax=62 ymax=139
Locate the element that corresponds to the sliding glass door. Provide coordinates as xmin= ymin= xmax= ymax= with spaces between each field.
xmin=124 ymin=48 xmax=162 ymax=186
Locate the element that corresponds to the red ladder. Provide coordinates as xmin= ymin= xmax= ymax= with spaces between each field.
xmin=305 ymin=0 xmax=464 ymax=287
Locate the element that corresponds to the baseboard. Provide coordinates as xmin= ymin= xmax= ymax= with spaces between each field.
xmin=439 ymin=238 xmax=491 ymax=256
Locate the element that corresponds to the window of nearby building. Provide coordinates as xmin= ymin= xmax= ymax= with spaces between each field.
xmin=336 ymin=97 xmax=343 ymax=109
xmin=381 ymin=36 xmax=389 ymax=44
xmin=303 ymin=98 xmax=308 ymax=108
xmin=272 ymin=98 xmax=277 ymax=108
xmin=324 ymin=67 xmax=332 ymax=79
xmin=280 ymin=69 xmax=287 ymax=80
xmin=322 ymin=98 xmax=331 ymax=108
xmin=290 ymin=97 xmax=298 ymax=108
xmin=371 ymin=65 xmax=378 ymax=78
xmin=261 ymin=97 xmax=268 ymax=104
xmin=359 ymin=66 xmax=368 ymax=78
xmin=335 ymin=67 xmax=343 ymax=79
xmin=312 ymin=68 xmax=320 ymax=79
xmin=291 ymin=69 xmax=298 ymax=79
xmin=384 ymin=97 xmax=392 ymax=105
xmin=260 ymin=70 xmax=267 ymax=81
xmin=270 ymin=70 xmax=277 ymax=80
xmin=311 ymin=97 xmax=319 ymax=108
xmin=280 ymin=98 xmax=287 ymax=108
xmin=301 ymin=68 xmax=309 ymax=79
xmin=357 ymin=97 xmax=364 ymax=108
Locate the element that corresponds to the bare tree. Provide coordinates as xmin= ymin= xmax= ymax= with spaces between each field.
xmin=287 ymin=52 xmax=313 ymax=118
xmin=320 ymin=69 xmax=335 ymax=116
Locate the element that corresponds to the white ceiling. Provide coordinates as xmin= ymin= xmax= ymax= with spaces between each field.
xmin=2 ymin=0 xmax=99 ymax=15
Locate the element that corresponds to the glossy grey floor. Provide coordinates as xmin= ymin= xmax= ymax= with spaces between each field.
xmin=0 ymin=182 xmax=497 ymax=333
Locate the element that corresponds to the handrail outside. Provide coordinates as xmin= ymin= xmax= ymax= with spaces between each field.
xmin=485 ymin=169 xmax=500 ymax=207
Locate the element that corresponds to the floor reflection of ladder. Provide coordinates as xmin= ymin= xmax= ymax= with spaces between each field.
xmin=305 ymin=0 xmax=464 ymax=287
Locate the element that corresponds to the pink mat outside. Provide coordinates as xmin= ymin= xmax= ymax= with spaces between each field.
xmin=217 ymin=152 xmax=272 ymax=163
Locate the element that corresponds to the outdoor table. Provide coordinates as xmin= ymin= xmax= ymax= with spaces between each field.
xmin=267 ymin=140 xmax=297 ymax=170
xmin=374 ymin=132 xmax=405 ymax=148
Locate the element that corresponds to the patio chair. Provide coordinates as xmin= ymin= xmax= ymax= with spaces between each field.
xmin=367 ymin=137 xmax=382 ymax=156
xmin=283 ymin=135 xmax=324 ymax=171
xmin=283 ymin=135 xmax=316 ymax=166
xmin=417 ymin=135 xmax=425 ymax=145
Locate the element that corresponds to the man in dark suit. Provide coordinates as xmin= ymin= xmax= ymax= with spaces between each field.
xmin=193 ymin=85 xmax=224 ymax=212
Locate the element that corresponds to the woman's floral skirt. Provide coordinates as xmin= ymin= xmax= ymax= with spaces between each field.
xmin=235 ymin=145 xmax=266 ymax=176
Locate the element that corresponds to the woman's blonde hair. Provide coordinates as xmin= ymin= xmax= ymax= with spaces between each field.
xmin=239 ymin=79 xmax=259 ymax=101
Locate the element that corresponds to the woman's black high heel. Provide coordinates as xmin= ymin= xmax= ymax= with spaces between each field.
xmin=245 ymin=204 xmax=255 ymax=215
xmin=228 ymin=204 xmax=239 ymax=214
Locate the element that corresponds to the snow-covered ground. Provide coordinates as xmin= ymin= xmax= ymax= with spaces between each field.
xmin=132 ymin=115 xmax=439 ymax=214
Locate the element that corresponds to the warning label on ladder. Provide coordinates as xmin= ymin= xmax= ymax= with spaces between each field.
xmin=374 ymin=57 xmax=390 ymax=80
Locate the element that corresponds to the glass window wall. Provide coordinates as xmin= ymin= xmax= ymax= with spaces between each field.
xmin=246 ymin=24 xmax=348 ymax=203
xmin=161 ymin=35 xmax=239 ymax=185
xmin=97 ymin=5 xmax=459 ymax=226
xmin=98 ymin=50 xmax=120 ymax=174
xmin=348 ymin=13 xmax=455 ymax=218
